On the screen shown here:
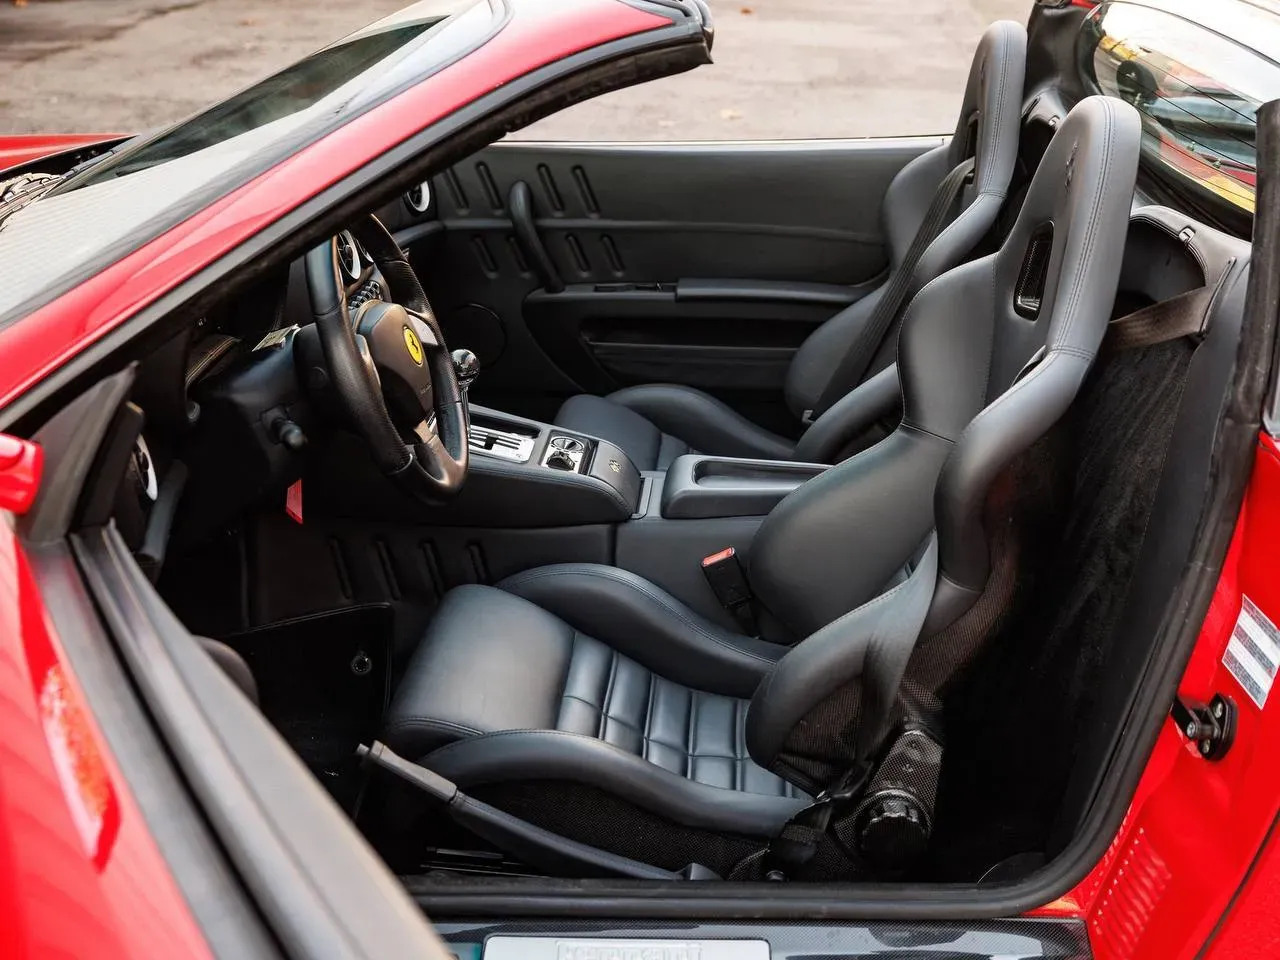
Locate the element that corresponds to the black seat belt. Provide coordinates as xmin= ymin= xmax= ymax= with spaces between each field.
xmin=804 ymin=156 xmax=977 ymax=424
xmin=1103 ymin=281 xmax=1220 ymax=351
xmin=761 ymin=762 xmax=873 ymax=880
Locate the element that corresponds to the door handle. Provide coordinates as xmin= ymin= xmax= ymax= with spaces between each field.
xmin=508 ymin=180 xmax=564 ymax=293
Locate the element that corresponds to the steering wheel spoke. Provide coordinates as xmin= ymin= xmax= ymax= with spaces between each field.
xmin=304 ymin=215 xmax=468 ymax=501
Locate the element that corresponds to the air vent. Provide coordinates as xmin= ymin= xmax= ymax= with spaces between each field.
xmin=336 ymin=230 xmax=362 ymax=282
xmin=404 ymin=180 xmax=432 ymax=215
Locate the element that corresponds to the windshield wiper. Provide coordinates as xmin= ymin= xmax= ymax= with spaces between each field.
xmin=0 ymin=142 xmax=128 ymax=231
xmin=0 ymin=172 xmax=61 ymax=229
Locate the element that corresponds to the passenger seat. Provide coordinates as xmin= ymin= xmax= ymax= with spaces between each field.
xmin=554 ymin=21 xmax=1028 ymax=469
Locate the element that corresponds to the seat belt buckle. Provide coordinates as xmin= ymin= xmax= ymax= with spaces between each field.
xmin=700 ymin=547 xmax=759 ymax=635
xmin=800 ymin=408 xmax=816 ymax=428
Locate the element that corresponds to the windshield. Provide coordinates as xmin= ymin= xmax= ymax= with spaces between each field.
xmin=0 ymin=0 xmax=498 ymax=327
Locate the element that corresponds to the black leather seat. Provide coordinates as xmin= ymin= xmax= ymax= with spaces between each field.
xmin=553 ymin=21 xmax=1028 ymax=469
xmin=383 ymin=98 xmax=1142 ymax=874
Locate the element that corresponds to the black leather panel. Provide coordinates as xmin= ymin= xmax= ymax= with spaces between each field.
xmin=554 ymin=392 xmax=692 ymax=471
xmin=554 ymin=385 xmax=796 ymax=470
xmin=793 ymin=362 xmax=902 ymax=464
xmin=383 ymin=585 xmax=575 ymax=758
xmin=425 ymin=730 xmax=809 ymax=836
xmin=554 ymin=630 xmax=802 ymax=797
xmin=749 ymin=426 xmax=952 ymax=638
xmin=383 ymin=580 xmax=807 ymax=836
xmin=747 ymin=536 xmax=938 ymax=775
xmin=609 ymin=384 xmax=795 ymax=460
xmin=500 ymin=563 xmax=785 ymax=699
xmin=929 ymin=96 xmax=1143 ymax=629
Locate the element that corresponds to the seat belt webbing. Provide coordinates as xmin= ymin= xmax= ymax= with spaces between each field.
xmin=806 ymin=156 xmax=977 ymax=422
xmin=1103 ymin=284 xmax=1216 ymax=352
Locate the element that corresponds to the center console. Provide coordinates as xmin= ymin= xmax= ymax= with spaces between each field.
xmin=447 ymin=405 xmax=646 ymax=528
xmin=462 ymin=406 xmax=825 ymax=526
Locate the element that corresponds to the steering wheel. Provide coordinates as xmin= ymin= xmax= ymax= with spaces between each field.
xmin=304 ymin=214 xmax=468 ymax=502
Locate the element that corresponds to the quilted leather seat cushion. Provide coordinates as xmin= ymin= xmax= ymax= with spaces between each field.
xmin=383 ymin=584 xmax=802 ymax=800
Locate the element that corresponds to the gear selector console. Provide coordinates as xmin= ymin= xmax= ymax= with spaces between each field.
xmin=542 ymin=435 xmax=586 ymax=472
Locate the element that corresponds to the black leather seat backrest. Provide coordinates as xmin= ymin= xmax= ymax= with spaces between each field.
xmin=744 ymin=98 xmax=1142 ymax=792
xmin=749 ymin=97 xmax=1143 ymax=640
xmin=782 ymin=20 xmax=1028 ymax=419
xmin=924 ymin=95 xmax=1143 ymax=631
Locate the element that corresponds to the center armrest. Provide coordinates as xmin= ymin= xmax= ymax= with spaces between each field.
xmin=660 ymin=455 xmax=828 ymax=519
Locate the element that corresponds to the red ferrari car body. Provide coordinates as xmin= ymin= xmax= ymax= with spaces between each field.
xmin=3 ymin=0 xmax=1280 ymax=958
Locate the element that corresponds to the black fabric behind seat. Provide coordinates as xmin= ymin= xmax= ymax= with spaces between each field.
xmin=922 ymin=325 xmax=1210 ymax=878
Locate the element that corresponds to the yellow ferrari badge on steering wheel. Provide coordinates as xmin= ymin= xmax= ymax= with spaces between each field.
xmin=403 ymin=325 xmax=424 ymax=366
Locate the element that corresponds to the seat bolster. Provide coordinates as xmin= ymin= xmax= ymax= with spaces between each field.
xmin=794 ymin=363 xmax=903 ymax=463
xmin=499 ymin=563 xmax=785 ymax=699
xmin=747 ymin=537 xmax=938 ymax=774
xmin=608 ymin=384 xmax=795 ymax=462
xmin=383 ymin=585 xmax=576 ymax=760
xmin=424 ymin=730 xmax=809 ymax=838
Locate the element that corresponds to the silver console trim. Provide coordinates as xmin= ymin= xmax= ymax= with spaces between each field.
xmin=470 ymin=424 xmax=536 ymax=463
xmin=541 ymin=434 xmax=587 ymax=472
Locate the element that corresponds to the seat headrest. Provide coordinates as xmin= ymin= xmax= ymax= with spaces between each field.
xmin=950 ymin=20 xmax=1028 ymax=201
xmin=988 ymin=95 xmax=1144 ymax=390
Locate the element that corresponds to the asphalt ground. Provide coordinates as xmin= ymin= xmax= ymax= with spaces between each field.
xmin=1 ymin=0 xmax=1030 ymax=139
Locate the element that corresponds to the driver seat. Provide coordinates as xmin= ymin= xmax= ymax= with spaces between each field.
xmin=381 ymin=98 xmax=1141 ymax=874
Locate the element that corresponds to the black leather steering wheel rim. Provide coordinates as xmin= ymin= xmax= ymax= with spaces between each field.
xmin=304 ymin=214 xmax=468 ymax=502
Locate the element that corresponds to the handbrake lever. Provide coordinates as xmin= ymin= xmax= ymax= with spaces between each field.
xmin=357 ymin=742 xmax=720 ymax=881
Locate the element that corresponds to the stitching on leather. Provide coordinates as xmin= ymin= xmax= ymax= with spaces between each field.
xmin=1059 ymin=99 xmax=1117 ymax=347
xmin=684 ymin=683 xmax=698 ymax=780
xmin=383 ymin=716 xmax=484 ymax=739
xmin=734 ymin=698 xmax=746 ymax=792
xmin=642 ymin=668 xmax=658 ymax=765
xmin=617 ymin=386 xmax=792 ymax=457
xmin=599 ymin=646 xmax=620 ymax=740
xmin=553 ymin=631 xmax=579 ymax=730
xmin=501 ymin=566 xmax=777 ymax=666
xmin=980 ymin=21 xmax=1014 ymax=197
xmin=422 ymin=727 xmax=798 ymax=800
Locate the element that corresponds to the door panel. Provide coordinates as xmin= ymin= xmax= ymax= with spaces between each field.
xmin=406 ymin=138 xmax=940 ymax=420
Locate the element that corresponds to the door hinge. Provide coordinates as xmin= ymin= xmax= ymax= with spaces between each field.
xmin=1170 ymin=693 xmax=1237 ymax=761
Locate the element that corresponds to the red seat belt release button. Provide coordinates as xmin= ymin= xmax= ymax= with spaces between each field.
xmin=286 ymin=478 xmax=304 ymax=524
xmin=700 ymin=547 xmax=758 ymax=635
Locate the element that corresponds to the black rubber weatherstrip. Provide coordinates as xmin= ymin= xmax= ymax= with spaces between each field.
xmin=9 ymin=38 xmax=1276 ymax=932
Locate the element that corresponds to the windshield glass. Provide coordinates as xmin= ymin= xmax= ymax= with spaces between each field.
xmin=0 ymin=0 xmax=497 ymax=327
